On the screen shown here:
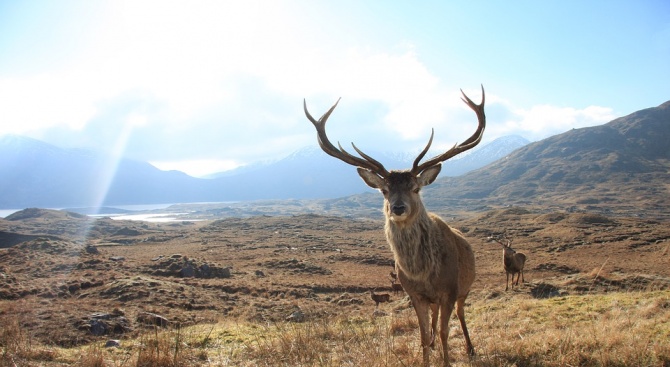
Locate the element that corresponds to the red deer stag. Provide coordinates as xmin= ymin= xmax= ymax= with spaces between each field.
xmin=490 ymin=236 xmax=527 ymax=291
xmin=304 ymin=86 xmax=485 ymax=367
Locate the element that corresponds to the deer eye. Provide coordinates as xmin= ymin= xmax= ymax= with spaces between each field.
xmin=413 ymin=187 xmax=420 ymax=194
xmin=381 ymin=188 xmax=389 ymax=195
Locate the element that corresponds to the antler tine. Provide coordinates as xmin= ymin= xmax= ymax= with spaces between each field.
xmin=488 ymin=236 xmax=506 ymax=247
xmin=458 ymin=84 xmax=486 ymax=146
xmin=349 ymin=142 xmax=388 ymax=174
xmin=304 ymin=99 xmax=390 ymax=177
xmin=411 ymin=85 xmax=486 ymax=175
xmin=411 ymin=129 xmax=434 ymax=173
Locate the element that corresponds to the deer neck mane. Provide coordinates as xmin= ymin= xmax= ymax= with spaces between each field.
xmin=384 ymin=208 xmax=436 ymax=279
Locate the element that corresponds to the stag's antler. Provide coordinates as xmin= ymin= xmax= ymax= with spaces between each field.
xmin=411 ymin=85 xmax=486 ymax=175
xmin=489 ymin=235 xmax=513 ymax=248
xmin=303 ymin=98 xmax=390 ymax=177
xmin=304 ymin=85 xmax=485 ymax=178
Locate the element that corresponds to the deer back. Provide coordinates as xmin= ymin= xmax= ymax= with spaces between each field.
xmin=503 ymin=245 xmax=525 ymax=273
xmin=514 ymin=252 xmax=527 ymax=270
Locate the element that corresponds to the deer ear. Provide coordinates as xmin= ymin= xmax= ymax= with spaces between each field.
xmin=357 ymin=168 xmax=385 ymax=189
xmin=417 ymin=164 xmax=442 ymax=187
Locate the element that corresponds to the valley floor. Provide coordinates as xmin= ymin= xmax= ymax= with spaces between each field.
xmin=1 ymin=208 xmax=669 ymax=366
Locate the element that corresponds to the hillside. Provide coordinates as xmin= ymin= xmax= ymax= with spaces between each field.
xmin=425 ymin=100 xmax=670 ymax=219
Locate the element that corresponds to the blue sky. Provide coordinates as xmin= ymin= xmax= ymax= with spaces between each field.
xmin=1 ymin=0 xmax=668 ymax=177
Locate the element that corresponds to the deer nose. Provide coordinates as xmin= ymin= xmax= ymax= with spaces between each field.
xmin=391 ymin=204 xmax=406 ymax=216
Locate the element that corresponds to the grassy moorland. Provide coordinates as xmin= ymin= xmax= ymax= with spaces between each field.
xmin=1 ymin=209 xmax=669 ymax=366
xmin=2 ymin=288 xmax=669 ymax=367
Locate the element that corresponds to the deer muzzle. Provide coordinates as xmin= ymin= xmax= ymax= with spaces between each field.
xmin=391 ymin=204 xmax=406 ymax=216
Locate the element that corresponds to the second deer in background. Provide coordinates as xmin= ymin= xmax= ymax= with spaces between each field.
xmin=491 ymin=237 xmax=527 ymax=291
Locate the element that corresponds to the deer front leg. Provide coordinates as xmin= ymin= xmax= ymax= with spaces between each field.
xmin=430 ymin=303 xmax=439 ymax=348
xmin=505 ymin=272 xmax=510 ymax=291
xmin=439 ymin=301 xmax=455 ymax=367
xmin=411 ymin=297 xmax=433 ymax=367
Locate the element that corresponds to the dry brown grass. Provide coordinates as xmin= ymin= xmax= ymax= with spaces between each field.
xmin=0 ymin=308 xmax=59 ymax=367
xmin=3 ymin=290 xmax=669 ymax=367
xmin=470 ymin=290 xmax=670 ymax=366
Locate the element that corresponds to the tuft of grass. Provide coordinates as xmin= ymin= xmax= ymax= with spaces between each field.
xmin=0 ymin=314 xmax=58 ymax=367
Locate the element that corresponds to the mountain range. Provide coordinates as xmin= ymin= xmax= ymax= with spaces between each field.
xmin=285 ymin=99 xmax=668 ymax=222
xmin=0 ymin=130 xmax=528 ymax=210
xmin=423 ymin=99 xmax=670 ymax=219
xmin=2 ymin=98 xmax=668 ymax=218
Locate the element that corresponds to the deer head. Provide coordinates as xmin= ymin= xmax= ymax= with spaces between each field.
xmin=490 ymin=236 xmax=516 ymax=255
xmin=304 ymin=86 xmax=486 ymax=224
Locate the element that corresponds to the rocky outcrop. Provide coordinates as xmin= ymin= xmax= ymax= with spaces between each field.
xmin=144 ymin=254 xmax=231 ymax=278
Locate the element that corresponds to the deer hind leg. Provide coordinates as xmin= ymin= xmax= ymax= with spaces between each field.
xmin=439 ymin=301 xmax=455 ymax=367
xmin=456 ymin=297 xmax=475 ymax=357
xmin=512 ymin=272 xmax=520 ymax=289
xmin=520 ymin=270 xmax=525 ymax=284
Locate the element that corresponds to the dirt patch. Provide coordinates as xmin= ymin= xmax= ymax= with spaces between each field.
xmin=566 ymin=213 xmax=618 ymax=226
xmin=534 ymin=263 xmax=580 ymax=274
xmin=264 ymin=258 xmax=332 ymax=275
xmin=530 ymin=282 xmax=562 ymax=298
xmin=561 ymin=273 xmax=670 ymax=293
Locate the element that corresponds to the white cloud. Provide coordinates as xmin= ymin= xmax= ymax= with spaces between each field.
xmin=501 ymin=104 xmax=617 ymax=141
xmin=0 ymin=74 xmax=98 ymax=133
xmin=0 ymin=1 xmax=627 ymax=178
xmin=0 ymin=0 xmax=489 ymax=154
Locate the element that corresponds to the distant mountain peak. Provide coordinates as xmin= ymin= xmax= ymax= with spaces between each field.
xmin=428 ymin=100 xmax=670 ymax=219
xmin=285 ymin=145 xmax=323 ymax=160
